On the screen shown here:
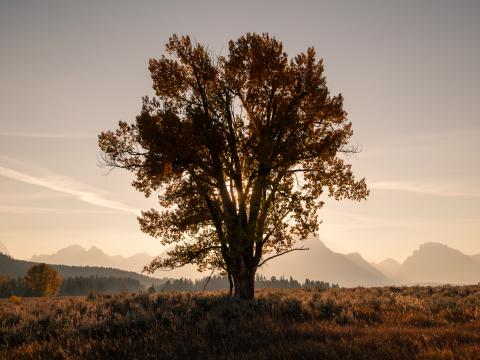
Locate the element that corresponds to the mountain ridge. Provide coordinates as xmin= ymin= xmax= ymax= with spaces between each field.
xmin=31 ymin=245 xmax=156 ymax=273
xmin=259 ymin=238 xmax=390 ymax=287
xmin=394 ymin=242 xmax=480 ymax=285
xmin=25 ymin=241 xmax=480 ymax=286
xmin=372 ymin=258 xmax=401 ymax=279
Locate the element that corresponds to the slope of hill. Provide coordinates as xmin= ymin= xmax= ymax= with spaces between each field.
xmin=394 ymin=243 xmax=480 ymax=285
xmin=259 ymin=237 xmax=390 ymax=287
xmin=151 ymin=262 xmax=203 ymax=280
xmin=345 ymin=252 xmax=388 ymax=281
xmin=0 ymin=242 xmax=9 ymax=255
xmin=31 ymin=245 xmax=155 ymax=273
xmin=471 ymin=253 xmax=480 ymax=262
xmin=373 ymin=258 xmax=401 ymax=279
xmin=0 ymin=253 xmax=165 ymax=287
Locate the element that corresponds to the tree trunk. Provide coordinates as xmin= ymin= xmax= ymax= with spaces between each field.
xmin=232 ymin=270 xmax=255 ymax=300
xmin=227 ymin=272 xmax=233 ymax=297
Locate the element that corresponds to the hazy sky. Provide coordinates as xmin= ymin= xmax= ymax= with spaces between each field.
xmin=1 ymin=0 xmax=479 ymax=263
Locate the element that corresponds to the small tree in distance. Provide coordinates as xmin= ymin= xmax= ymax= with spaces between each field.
xmin=99 ymin=33 xmax=368 ymax=300
xmin=25 ymin=263 xmax=62 ymax=297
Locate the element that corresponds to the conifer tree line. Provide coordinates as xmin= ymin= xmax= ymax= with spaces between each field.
xmin=0 ymin=271 xmax=337 ymax=297
xmin=155 ymin=275 xmax=338 ymax=293
xmin=0 ymin=273 xmax=143 ymax=298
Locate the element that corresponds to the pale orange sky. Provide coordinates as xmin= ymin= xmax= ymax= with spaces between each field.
xmin=0 ymin=0 xmax=479 ymax=263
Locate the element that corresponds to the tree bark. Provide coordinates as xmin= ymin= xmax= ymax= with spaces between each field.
xmin=227 ymin=272 xmax=233 ymax=297
xmin=232 ymin=270 xmax=255 ymax=300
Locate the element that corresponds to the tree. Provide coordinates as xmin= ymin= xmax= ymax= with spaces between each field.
xmin=25 ymin=263 xmax=62 ymax=297
xmin=99 ymin=33 xmax=368 ymax=300
xmin=0 ymin=274 xmax=12 ymax=298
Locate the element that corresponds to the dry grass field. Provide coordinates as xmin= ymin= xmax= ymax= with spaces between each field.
xmin=1 ymin=286 xmax=480 ymax=359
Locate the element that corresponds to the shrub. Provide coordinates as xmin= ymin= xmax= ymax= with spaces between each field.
xmin=87 ymin=291 xmax=97 ymax=301
xmin=8 ymin=295 xmax=22 ymax=305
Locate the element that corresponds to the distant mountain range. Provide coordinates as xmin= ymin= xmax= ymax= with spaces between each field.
xmin=30 ymin=245 xmax=207 ymax=280
xmin=393 ymin=242 xmax=480 ymax=285
xmin=5 ymin=239 xmax=478 ymax=287
xmin=259 ymin=238 xmax=389 ymax=287
xmin=31 ymin=245 xmax=154 ymax=273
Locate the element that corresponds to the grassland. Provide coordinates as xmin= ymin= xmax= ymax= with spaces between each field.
xmin=1 ymin=286 xmax=480 ymax=359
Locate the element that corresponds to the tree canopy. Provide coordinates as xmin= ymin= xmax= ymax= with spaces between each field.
xmin=25 ymin=263 xmax=62 ymax=297
xmin=99 ymin=33 xmax=368 ymax=299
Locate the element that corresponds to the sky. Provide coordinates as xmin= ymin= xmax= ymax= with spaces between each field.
xmin=0 ymin=0 xmax=479 ymax=263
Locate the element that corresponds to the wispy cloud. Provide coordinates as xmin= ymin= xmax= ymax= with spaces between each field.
xmin=369 ymin=181 xmax=479 ymax=198
xmin=0 ymin=132 xmax=95 ymax=139
xmin=0 ymin=191 xmax=68 ymax=201
xmin=0 ymin=205 xmax=123 ymax=215
xmin=0 ymin=165 xmax=140 ymax=215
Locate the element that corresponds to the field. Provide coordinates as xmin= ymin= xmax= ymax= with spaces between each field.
xmin=1 ymin=286 xmax=480 ymax=359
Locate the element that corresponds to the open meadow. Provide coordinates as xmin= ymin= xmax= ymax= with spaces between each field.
xmin=1 ymin=286 xmax=480 ymax=359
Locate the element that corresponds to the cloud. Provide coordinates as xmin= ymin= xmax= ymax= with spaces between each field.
xmin=0 ymin=132 xmax=95 ymax=139
xmin=369 ymin=181 xmax=479 ymax=198
xmin=0 ymin=205 xmax=123 ymax=215
xmin=0 ymin=165 xmax=140 ymax=215
xmin=0 ymin=191 xmax=68 ymax=201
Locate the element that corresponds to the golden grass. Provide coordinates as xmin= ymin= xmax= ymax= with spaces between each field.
xmin=1 ymin=286 xmax=480 ymax=359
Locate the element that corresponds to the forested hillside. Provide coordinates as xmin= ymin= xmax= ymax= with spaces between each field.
xmin=0 ymin=254 xmax=164 ymax=287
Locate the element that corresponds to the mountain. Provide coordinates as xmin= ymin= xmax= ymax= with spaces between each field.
xmin=372 ymin=258 xmax=401 ymax=279
xmin=121 ymin=253 xmax=156 ymax=272
xmin=0 ymin=242 xmax=9 ymax=255
xmin=345 ymin=252 xmax=388 ymax=281
xmin=394 ymin=243 xmax=480 ymax=285
xmin=259 ymin=237 xmax=390 ymax=287
xmin=0 ymin=253 xmax=164 ymax=287
xmin=148 ymin=238 xmax=391 ymax=285
xmin=31 ymin=245 xmax=211 ymax=280
xmin=152 ymin=262 xmax=206 ymax=280
xmin=471 ymin=254 xmax=480 ymax=262
xmin=25 ymin=241 xmax=480 ymax=286
xmin=31 ymin=245 xmax=155 ymax=273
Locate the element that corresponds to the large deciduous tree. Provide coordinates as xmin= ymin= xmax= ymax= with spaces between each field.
xmin=99 ymin=33 xmax=368 ymax=300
